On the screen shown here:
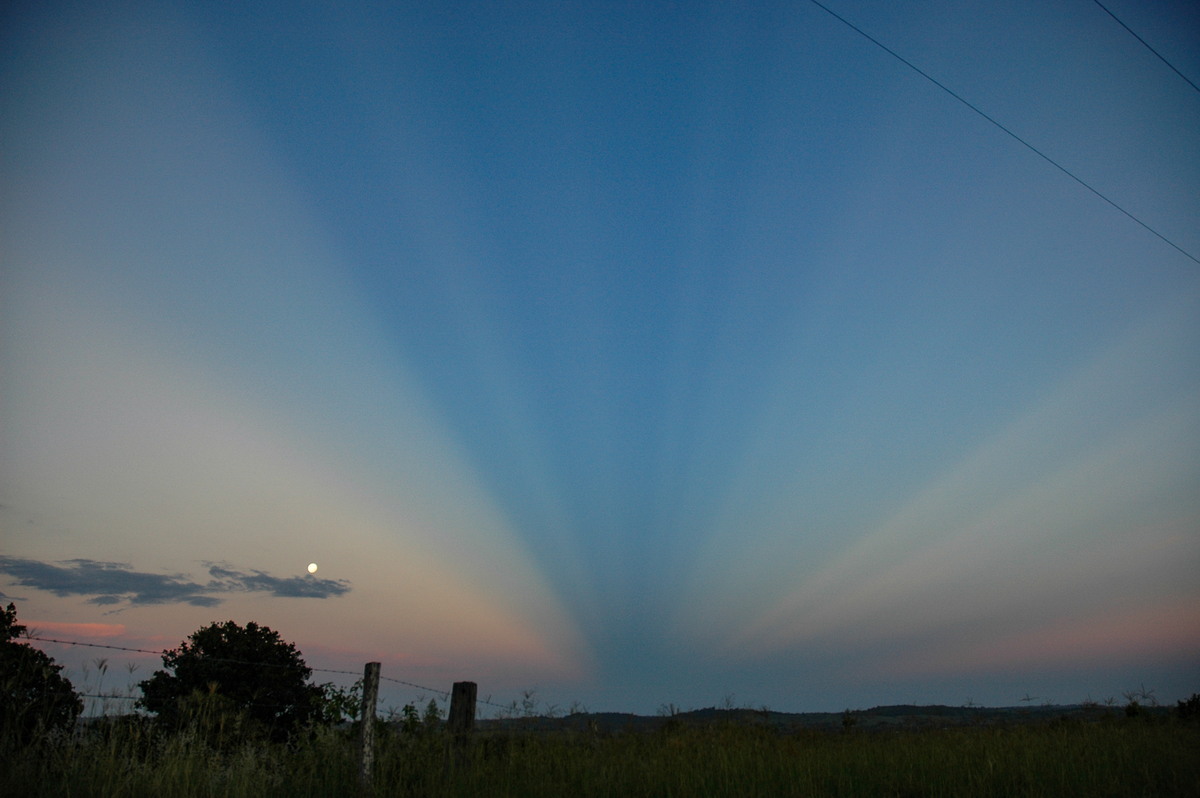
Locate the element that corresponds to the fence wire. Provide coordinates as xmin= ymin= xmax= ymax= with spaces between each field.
xmin=24 ymin=635 xmax=489 ymax=705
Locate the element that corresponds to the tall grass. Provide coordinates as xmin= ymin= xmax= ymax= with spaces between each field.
xmin=4 ymin=713 xmax=1197 ymax=797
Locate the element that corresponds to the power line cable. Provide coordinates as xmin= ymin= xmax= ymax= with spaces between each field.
xmin=807 ymin=0 xmax=1199 ymax=266
xmin=1092 ymin=0 xmax=1200 ymax=95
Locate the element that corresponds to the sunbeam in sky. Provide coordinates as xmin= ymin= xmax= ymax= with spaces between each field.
xmin=2 ymin=0 xmax=1198 ymax=714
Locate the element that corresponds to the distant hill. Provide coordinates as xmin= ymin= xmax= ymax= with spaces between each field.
xmin=475 ymin=702 xmax=1169 ymax=735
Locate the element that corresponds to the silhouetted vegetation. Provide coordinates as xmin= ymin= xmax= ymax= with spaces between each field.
xmin=5 ymin=709 xmax=1200 ymax=796
xmin=137 ymin=620 xmax=332 ymax=742
xmin=0 ymin=603 xmax=82 ymax=747
xmin=1176 ymin=693 xmax=1200 ymax=723
xmin=4 ymin=694 xmax=1199 ymax=795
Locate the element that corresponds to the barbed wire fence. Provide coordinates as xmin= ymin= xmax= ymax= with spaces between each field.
xmin=24 ymin=633 xmax=529 ymax=788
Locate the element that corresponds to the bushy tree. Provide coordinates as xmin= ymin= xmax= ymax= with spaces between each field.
xmin=1175 ymin=693 xmax=1200 ymax=722
xmin=138 ymin=620 xmax=326 ymax=740
xmin=1 ymin=603 xmax=83 ymax=746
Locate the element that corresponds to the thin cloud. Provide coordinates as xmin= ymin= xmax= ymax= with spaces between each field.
xmin=0 ymin=556 xmax=350 ymax=607
xmin=204 ymin=562 xmax=351 ymax=599
xmin=0 ymin=557 xmax=215 ymax=607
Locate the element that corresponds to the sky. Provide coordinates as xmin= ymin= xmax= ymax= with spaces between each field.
xmin=2 ymin=0 xmax=1198 ymax=717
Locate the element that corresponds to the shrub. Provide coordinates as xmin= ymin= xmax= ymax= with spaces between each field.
xmin=1175 ymin=693 xmax=1200 ymax=723
xmin=0 ymin=603 xmax=82 ymax=746
xmin=138 ymin=620 xmax=327 ymax=742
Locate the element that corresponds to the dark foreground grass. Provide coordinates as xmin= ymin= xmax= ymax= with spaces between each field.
xmin=4 ymin=716 xmax=1197 ymax=797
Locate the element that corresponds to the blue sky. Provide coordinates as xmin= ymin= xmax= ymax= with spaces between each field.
xmin=2 ymin=0 xmax=1198 ymax=715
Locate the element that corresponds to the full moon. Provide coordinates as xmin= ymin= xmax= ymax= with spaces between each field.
xmin=307 ymin=563 xmax=318 ymax=574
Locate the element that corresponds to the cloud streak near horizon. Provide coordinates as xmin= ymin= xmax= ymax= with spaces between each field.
xmin=0 ymin=557 xmax=350 ymax=608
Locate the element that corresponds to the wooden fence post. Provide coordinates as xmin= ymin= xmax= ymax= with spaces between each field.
xmin=359 ymin=662 xmax=381 ymax=792
xmin=448 ymin=681 xmax=477 ymax=735
xmin=447 ymin=681 xmax=477 ymax=771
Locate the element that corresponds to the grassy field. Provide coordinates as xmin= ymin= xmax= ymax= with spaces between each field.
xmin=4 ymin=711 xmax=1198 ymax=797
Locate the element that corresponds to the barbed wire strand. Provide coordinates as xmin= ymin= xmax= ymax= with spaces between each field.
xmin=79 ymin=693 xmax=346 ymax=712
xmin=25 ymin=635 xmax=542 ymax=708
xmin=78 ymin=692 xmax=519 ymax=716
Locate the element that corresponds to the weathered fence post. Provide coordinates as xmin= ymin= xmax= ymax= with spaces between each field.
xmin=448 ymin=681 xmax=477 ymax=735
xmin=359 ymin=662 xmax=381 ymax=793
xmin=447 ymin=681 xmax=477 ymax=771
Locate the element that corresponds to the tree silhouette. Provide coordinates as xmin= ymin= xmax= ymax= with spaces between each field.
xmin=138 ymin=620 xmax=325 ymax=740
xmin=1 ymin=603 xmax=82 ymax=746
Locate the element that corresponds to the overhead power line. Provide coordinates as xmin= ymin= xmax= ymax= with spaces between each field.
xmin=807 ymin=0 xmax=1199 ymax=266
xmin=1092 ymin=0 xmax=1200 ymax=95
